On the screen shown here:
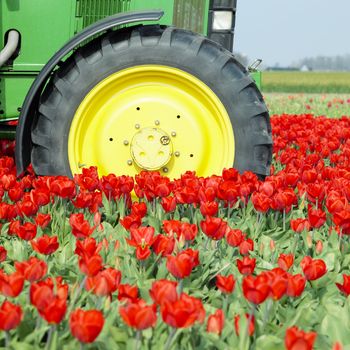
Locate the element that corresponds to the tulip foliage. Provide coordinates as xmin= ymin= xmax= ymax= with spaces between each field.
xmin=0 ymin=112 xmax=350 ymax=349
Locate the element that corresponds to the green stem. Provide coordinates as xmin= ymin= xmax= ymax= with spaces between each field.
xmin=164 ymin=328 xmax=177 ymax=350
xmin=291 ymin=233 xmax=299 ymax=254
xmin=204 ymin=237 xmax=210 ymax=250
xmin=68 ymin=276 xmax=87 ymax=314
xmin=262 ymin=299 xmax=272 ymax=330
xmin=135 ymin=330 xmax=142 ymax=350
xmin=223 ymin=295 xmax=229 ymax=314
xmin=45 ymin=326 xmax=55 ymax=350
xmin=178 ymin=279 xmax=184 ymax=295
xmin=5 ymin=331 xmax=10 ymax=349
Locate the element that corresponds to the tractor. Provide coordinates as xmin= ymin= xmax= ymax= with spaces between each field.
xmin=0 ymin=0 xmax=272 ymax=180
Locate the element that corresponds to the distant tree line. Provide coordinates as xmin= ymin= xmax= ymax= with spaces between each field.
xmin=294 ymin=54 xmax=350 ymax=71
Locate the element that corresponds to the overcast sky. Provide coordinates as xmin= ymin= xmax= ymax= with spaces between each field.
xmin=234 ymin=0 xmax=350 ymax=67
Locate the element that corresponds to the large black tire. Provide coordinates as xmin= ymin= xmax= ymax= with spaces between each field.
xmin=31 ymin=25 xmax=272 ymax=177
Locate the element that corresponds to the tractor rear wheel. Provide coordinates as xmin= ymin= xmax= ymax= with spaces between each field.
xmin=31 ymin=25 xmax=272 ymax=178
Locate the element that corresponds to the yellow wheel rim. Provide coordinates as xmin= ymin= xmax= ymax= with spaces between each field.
xmin=68 ymin=65 xmax=234 ymax=178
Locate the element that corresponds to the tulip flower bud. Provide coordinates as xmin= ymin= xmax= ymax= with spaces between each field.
xmin=306 ymin=233 xmax=313 ymax=249
xmin=259 ymin=243 xmax=264 ymax=255
xmin=315 ymin=240 xmax=323 ymax=255
xmin=332 ymin=341 xmax=343 ymax=350
xmin=270 ymin=239 xmax=276 ymax=252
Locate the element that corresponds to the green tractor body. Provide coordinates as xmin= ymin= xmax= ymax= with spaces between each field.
xmin=0 ymin=0 xmax=271 ymax=179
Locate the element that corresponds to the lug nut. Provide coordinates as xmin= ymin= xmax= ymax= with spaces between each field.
xmin=135 ymin=124 xmax=140 ymax=129
xmin=127 ymin=160 xmax=133 ymax=166
xmin=174 ymin=151 xmax=180 ymax=157
xmin=155 ymin=120 xmax=160 ymax=125
xmin=171 ymin=131 xmax=176 ymax=137
xmin=123 ymin=140 xmax=129 ymax=146
xmin=163 ymin=167 xmax=168 ymax=173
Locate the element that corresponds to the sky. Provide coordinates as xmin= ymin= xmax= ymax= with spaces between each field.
xmin=234 ymin=0 xmax=350 ymax=67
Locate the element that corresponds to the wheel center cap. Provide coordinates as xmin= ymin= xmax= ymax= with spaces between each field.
xmin=130 ymin=127 xmax=173 ymax=170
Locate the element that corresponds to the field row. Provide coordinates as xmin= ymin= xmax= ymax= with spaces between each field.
xmin=262 ymin=72 xmax=350 ymax=93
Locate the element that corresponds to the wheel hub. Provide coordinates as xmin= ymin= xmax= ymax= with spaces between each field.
xmin=68 ymin=65 xmax=234 ymax=178
xmin=130 ymin=127 xmax=173 ymax=170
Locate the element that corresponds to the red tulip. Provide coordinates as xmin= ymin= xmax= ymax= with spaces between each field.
xmin=74 ymin=166 xmax=100 ymax=192
xmin=161 ymin=293 xmax=205 ymax=328
xmin=161 ymin=196 xmax=177 ymax=212
xmin=263 ymin=268 xmax=288 ymax=300
xmin=75 ymin=237 xmax=102 ymax=258
xmin=332 ymin=209 xmax=350 ymax=234
xmin=78 ymin=254 xmax=103 ymax=277
xmin=287 ymin=274 xmax=306 ymax=297
xmin=251 ymin=192 xmax=271 ymax=213
xmin=149 ymin=279 xmax=178 ymax=306
xmin=70 ymin=309 xmax=104 ymax=343
xmin=34 ymin=213 xmax=51 ymax=228
xmin=8 ymin=220 xmax=20 ymax=236
xmin=277 ymin=253 xmax=294 ymax=271
xmin=0 ymin=270 xmax=24 ymax=297
xmin=152 ymin=234 xmax=175 ymax=257
xmin=226 ymin=229 xmax=244 ymax=247
xmin=300 ymin=256 xmax=327 ymax=281
xmin=30 ymin=277 xmax=68 ymax=324
xmin=179 ymin=222 xmax=198 ymax=241
xmin=206 ymin=309 xmax=224 ymax=335
xmin=237 ymin=256 xmax=256 ymax=275
xmin=307 ymin=205 xmax=326 ymax=229
xmin=326 ymin=192 xmax=347 ymax=214
xmin=17 ymin=197 xmax=38 ymax=217
xmin=17 ymin=222 xmax=37 ymax=241
xmin=69 ymin=213 xmax=95 ymax=239
xmin=200 ymin=216 xmax=228 ymax=240
xmin=119 ymin=299 xmax=157 ymax=330
xmin=0 ymin=246 xmax=6 ymax=262
xmin=285 ymin=326 xmax=317 ymax=350
xmin=166 ymin=249 xmax=199 ymax=279
xmin=118 ymin=284 xmax=139 ymax=303
xmin=0 ymin=301 xmax=22 ymax=331
xmin=290 ymin=218 xmax=310 ymax=233
xmin=126 ymin=226 xmax=156 ymax=260
xmin=72 ymin=192 xmax=93 ymax=209
xmin=15 ymin=257 xmax=47 ymax=282
xmin=120 ymin=214 xmax=142 ymax=230
xmin=336 ymin=274 xmax=350 ymax=296
xmin=86 ymin=268 xmax=122 ymax=296
xmin=131 ymin=202 xmax=147 ymax=217
xmin=234 ymin=313 xmax=255 ymax=336
xmin=50 ymin=176 xmax=76 ymax=198
xmin=200 ymin=201 xmax=219 ymax=216
xmin=162 ymin=220 xmax=182 ymax=235
xmin=31 ymin=235 xmax=59 ymax=255
xmin=239 ymin=238 xmax=254 ymax=255
xmin=216 ymin=274 xmax=235 ymax=294
xmin=242 ymin=274 xmax=269 ymax=304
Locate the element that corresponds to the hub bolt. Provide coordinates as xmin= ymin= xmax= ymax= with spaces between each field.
xmin=171 ymin=131 xmax=176 ymax=137
xmin=163 ymin=167 xmax=169 ymax=173
xmin=174 ymin=151 xmax=180 ymax=157
xmin=155 ymin=120 xmax=160 ymax=125
xmin=127 ymin=160 xmax=133 ymax=166
xmin=160 ymin=136 xmax=170 ymax=145
xmin=135 ymin=124 xmax=140 ymax=129
xmin=123 ymin=140 xmax=129 ymax=146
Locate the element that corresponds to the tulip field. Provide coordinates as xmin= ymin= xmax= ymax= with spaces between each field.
xmin=1 ymin=94 xmax=350 ymax=350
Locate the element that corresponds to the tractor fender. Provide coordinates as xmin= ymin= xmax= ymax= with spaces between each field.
xmin=15 ymin=10 xmax=164 ymax=176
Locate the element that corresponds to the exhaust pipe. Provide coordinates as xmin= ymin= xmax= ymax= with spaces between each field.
xmin=0 ymin=30 xmax=20 ymax=68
